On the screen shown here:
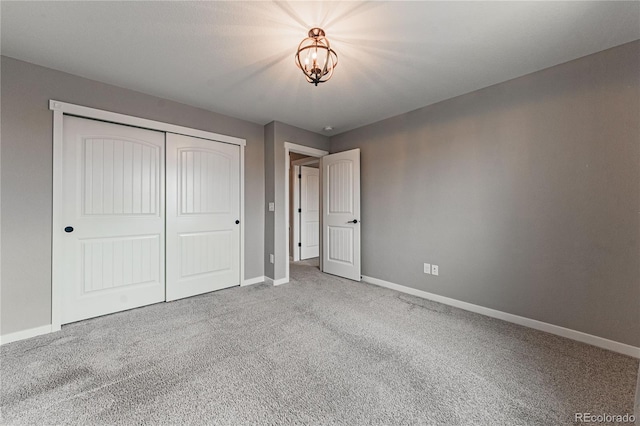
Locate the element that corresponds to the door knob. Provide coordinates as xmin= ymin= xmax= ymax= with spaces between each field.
xmin=64 ymin=226 xmax=74 ymax=233
xmin=235 ymin=220 xmax=240 ymax=225
xmin=348 ymin=219 xmax=358 ymax=224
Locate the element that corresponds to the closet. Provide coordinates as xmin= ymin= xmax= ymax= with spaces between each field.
xmin=55 ymin=113 xmax=242 ymax=324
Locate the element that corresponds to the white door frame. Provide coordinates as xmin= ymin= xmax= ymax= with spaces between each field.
xmin=50 ymin=100 xmax=246 ymax=331
xmin=291 ymin=158 xmax=320 ymax=262
xmin=293 ymin=157 xmax=321 ymax=167
xmin=292 ymin=164 xmax=301 ymax=262
xmin=283 ymin=142 xmax=328 ymax=285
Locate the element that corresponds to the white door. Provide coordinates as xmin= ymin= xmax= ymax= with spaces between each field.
xmin=322 ymin=149 xmax=361 ymax=281
xmin=165 ymin=133 xmax=240 ymax=301
xmin=59 ymin=116 xmax=165 ymax=324
xmin=300 ymin=166 xmax=320 ymax=259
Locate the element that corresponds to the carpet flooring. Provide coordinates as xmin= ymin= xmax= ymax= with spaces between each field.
xmin=1 ymin=260 xmax=638 ymax=425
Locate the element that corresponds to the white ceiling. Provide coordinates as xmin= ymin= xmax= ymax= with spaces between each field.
xmin=2 ymin=1 xmax=639 ymax=135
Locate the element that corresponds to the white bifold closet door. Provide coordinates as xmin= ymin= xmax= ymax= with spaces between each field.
xmin=165 ymin=133 xmax=241 ymax=301
xmin=60 ymin=116 xmax=166 ymax=324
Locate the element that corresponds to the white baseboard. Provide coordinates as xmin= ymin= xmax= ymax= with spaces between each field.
xmin=264 ymin=276 xmax=289 ymax=286
xmin=242 ymin=276 xmax=265 ymax=286
xmin=0 ymin=324 xmax=56 ymax=346
xmin=362 ymin=275 xmax=640 ymax=359
xmin=274 ymin=278 xmax=289 ymax=286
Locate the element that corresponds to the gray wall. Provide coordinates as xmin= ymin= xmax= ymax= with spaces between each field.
xmin=330 ymin=41 xmax=640 ymax=347
xmin=264 ymin=121 xmax=329 ymax=280
xmin=263 ymin=122 xmax=275 ymax=279
xmin=1 ymin=56 xmax=265 ymax=335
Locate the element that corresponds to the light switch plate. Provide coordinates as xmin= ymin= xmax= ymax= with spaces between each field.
xmin=424 ymin=263 xmax=431 ymax=274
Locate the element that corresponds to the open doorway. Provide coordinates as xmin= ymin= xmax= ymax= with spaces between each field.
xmin=282 ymin=143 xmax=360 ymax=284
xmin=290 ymin=155 xmax=320 ymax=262
xmin=283 ymin=142 xmax=328 ymax=283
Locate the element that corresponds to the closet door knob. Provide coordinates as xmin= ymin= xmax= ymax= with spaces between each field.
xmin=348 ymin=219 xmax=358 ymax=224
xmin=64 ymin=226 xmax=74 ymax=233
xmin=235 ymin=220 xmax=240 ymax=225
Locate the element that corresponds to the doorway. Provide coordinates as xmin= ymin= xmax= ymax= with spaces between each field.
xmin=283 ymin=142 xmax=328 ymax=284
xmin=291 ymin=158 xmax=320 ymax=261
xmin=282 ymin=143 xmax=361 ymax=284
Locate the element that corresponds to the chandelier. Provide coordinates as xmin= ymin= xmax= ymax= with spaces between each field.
xmin=294 ymin=28 xmax=338 ymax=86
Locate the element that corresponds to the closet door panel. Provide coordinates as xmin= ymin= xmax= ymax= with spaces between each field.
xmin=166 ymin=133 xmax=240 ymax=301
xmin=59 ymin=116 xmax=165 ymax=324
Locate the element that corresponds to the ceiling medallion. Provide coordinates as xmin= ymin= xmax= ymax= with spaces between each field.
xmin=295 ymin=28 xmax=338 ymax=86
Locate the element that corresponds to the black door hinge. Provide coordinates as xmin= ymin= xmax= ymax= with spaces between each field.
xmin=298 ymin=208 xmax=301 ymax=213
xmin=298 ymin=174 xmax=301 ymax=179
xmin=298 ymin=242 xmax=301 ymax=247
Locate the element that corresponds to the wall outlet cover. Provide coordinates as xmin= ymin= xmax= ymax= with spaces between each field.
xmin=268 ymin=202 xmax=275 ymax=212
xmin=431 ymin=264 xmax=439 ymax=276
xmin=269 ymin=254 xmax=274 ymax=264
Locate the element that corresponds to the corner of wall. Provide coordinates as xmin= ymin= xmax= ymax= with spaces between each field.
xmin=263 ymin=122 xmax=276 ymax=279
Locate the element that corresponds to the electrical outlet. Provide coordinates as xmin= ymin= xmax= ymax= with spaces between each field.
xmin=424 ymin=263 xmax=431 ymax=274
xmin=269 ymin=254 xmax=274 ymax=264
xmin=431 ymin=264 xmax=439 ymax=276
xmin=268 ymin=202 xmax=275 ymax=212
